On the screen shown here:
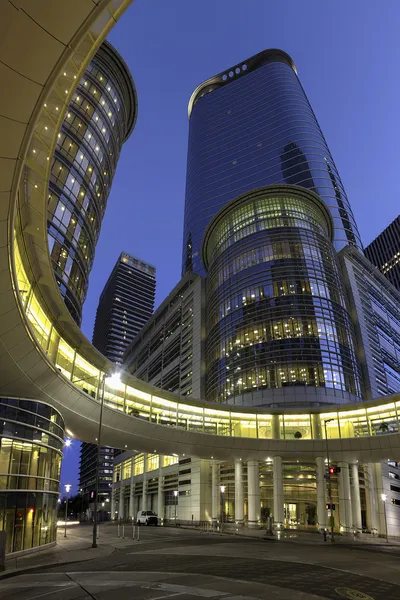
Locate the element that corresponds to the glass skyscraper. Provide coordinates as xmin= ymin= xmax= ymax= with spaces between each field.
xmin=182 ymin=49 xmax=362 ymax=276
xmin=47 ymin=41 xmax=137 ymax=324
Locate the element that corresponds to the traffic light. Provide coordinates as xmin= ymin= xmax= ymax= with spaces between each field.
xmin=89 ymin=490 xmax=96 ymax=501
xmin=329 ymin=466 xmax=341 ymax=474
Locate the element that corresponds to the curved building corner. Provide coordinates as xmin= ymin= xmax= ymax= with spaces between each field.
xmin=47 ymin=41 xmax=137 ymax=325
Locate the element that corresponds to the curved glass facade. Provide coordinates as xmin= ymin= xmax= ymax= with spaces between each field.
xmin=47 ymin=41 xmax=137 ymax=324
xmin=203 ymin=186 xmax=361 ymax=406
xmin=183 ymin=49 xmax=362 ymax=276
xmin=0 ymin=398 xmax=64 ymax=555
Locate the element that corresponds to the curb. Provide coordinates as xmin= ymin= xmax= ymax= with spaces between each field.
xmin=0 ymin=545 xmax=117 ymax=581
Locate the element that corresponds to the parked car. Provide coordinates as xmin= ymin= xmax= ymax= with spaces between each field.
xmin=136 ymin=510 xmax=158 ymax=525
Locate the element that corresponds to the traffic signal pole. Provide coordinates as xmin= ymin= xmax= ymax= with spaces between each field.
xmin=324 ymin=419 xmax=335 ymax=543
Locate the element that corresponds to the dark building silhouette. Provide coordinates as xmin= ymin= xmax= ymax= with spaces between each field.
xmin=365 ymin=215 xmax=400 ymax=292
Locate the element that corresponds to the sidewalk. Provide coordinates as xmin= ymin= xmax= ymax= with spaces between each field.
xmin=180 ymin=522 xmax=400 ymax=547
xmin=2 ymin=523 xmax=134 ymax=579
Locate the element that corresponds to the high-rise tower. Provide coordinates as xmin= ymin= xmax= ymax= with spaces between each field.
xmin=92 ymin=252 xmax=156 ymax=366
xmin=182 ymin=49 xmax=361 ymax=276
xmin=365 ymin=215 xmax=400 ymax=292
xmin=47 ymin=41 xmax=137 ymax=324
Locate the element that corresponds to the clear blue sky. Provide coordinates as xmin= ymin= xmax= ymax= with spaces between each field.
xmin=61 ymin=0 xmax=400 ymax=492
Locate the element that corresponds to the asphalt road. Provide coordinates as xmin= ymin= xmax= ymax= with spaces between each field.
xmin=2 ymin=525 xmax=400 ymax=600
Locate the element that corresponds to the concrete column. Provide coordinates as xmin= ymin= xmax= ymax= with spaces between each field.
xmin=350 ymin=463 xmax=362 ymax=534
xmin=338 ymin=461 xmax=352 ymax=533
xmin=157 ymin=455 xmax=164 ymax=522
xmin=234 ymin=459 xmax=244 ymax=524
xmin=273 ymin=456 xmax=284 ymax=527
xmin=111 ymin=491 xmax=116 ymax=520
xmin=315 ymin=456 xmax=327 ymax=529
xmin=142 ymin=453 xmax=147 ymax=511
xmin=128 ymin=457 xmax=135 ymax=519
xmin=312 ymin=414 xmax=322 ymax=439
xmin=211 ymin=460 xmax=219 ymax=523
xmin=272 ymin=415 xmax=280 ymax=439
xmin=119 ymin=485 xmax=124 ymax=520
xmin=248 ymin=460 xmax=260 ymax=527
xmin=366 ymin=463 xmax=378 ymax=534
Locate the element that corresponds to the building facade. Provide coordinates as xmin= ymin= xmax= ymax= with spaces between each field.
xmin=47 ymin=41 xmax=137 ymax=324
xmin=340 ymin=246 xmax=400 ymax=400
xmin=78 ymin=442 xmax=114 ymax=514
xmin=124 ymin=273 xmax=205 ymax=398
xmin=202 ymin=185 xmax=361 ymax=406
xmin=365 ymin=215 xmax=400 ymax=293
xmin=0 ymin=398 xmax=64 ymax=555
xmin=182 ymin=49 xmax=362 ymax=276
xmin=112 ymin=450 xmax=400 ymax=539
xmin=93 ymin=252 xmax=156 ymax=366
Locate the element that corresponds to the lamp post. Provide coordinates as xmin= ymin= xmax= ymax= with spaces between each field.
xmin=92 ymin=371 xmax=121 ymax=548
xmin=64 ymin=484 xmax=71 ymax=538
xmin=381 ymin=493 xmax=389 ymax=543
xmin=324 ymin=418 xmax=335 ymax=543
xmin=220 ymin=485 xmax=225 ymax=534
xmin=173 ymin=490 xmax=178 ymax=525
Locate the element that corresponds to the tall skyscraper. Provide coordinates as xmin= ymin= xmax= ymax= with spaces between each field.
xmin=182 ymin=49 xmax=361 ymax=276
xmin=79 ymin=253 xmax=156 ymax=511
xmin=92 ymin=252 xmax=156 ymax=365
xmin=47 ymin=41 xmax=137 ymax=324
xmin=365 ymin=215 xmax=400 ymax=292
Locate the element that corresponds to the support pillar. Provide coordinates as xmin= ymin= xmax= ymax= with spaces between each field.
xmin=211 ymin=460 xmax=219 ymax=524
xmin=142 ymin=453 xmax=147 ymax=511
xmin=128 ymin=457 xmax=135 ymax=519
xmin=350 ymin=463 xmax=362 ymax=534
xmin=316 ymin=456 xmax=327 ymax=530
xmin=272 ymin=415 xmax=280 ymax=439
xmin=366 ymin=463 xmax=378 ymax=534
xmin=111 ymin=491 xmax=116 ymax=520
xmin=312 ymin=414 xmax=322 ymax=439
xmin=235 ymin=459 xmax=244 ymax=524
xmin=157 ymin=455 xmax=164 ymax=522
xmin=338 ymin=461 xmax=352 ymax=533
xmin=247 ymin=460 xmax=260 ymax=527
xmin=273 ymin=456 xmax=284 ymax=528
xmin=119 ymin=486 xmax=124 ymax=520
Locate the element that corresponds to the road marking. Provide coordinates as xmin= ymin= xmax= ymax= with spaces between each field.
xmin=335 ymin=588 xmax=374 ymax=600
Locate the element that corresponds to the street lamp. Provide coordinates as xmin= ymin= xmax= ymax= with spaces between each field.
xmin=173 ymin=490 xmax=178 ymax=525
xmin=220 ymin=485 xmax=225 ymax=533
xmin=324 ymin=418 xmax=335 ymax=543
xmin=92 ymin=371 xmax=121 ymax=549
xmin=381 ymin=493 xmax=389 ymax=543
xmin=64 ymin=484 xmax=71 ymax=538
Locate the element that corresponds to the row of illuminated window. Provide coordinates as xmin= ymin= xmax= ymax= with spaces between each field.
xmin=0 ymin=437 xmax=62 ymax=482
xmin=115 ymin=453 xmax=179 ymax=482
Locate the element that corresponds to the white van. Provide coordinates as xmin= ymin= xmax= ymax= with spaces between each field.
xmin=136 ymin=510 xmax=158 ymax=525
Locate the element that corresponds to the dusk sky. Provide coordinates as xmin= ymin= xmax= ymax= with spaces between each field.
xmin=61 ymin=0 xmax=400 ymax=492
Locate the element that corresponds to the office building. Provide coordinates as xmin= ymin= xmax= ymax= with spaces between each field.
xmin=124 ymin=272 xmax=205 ymax=398
xmin=78 ymin=442 xmax=114 ymax=512
xmin=0 ymin=398 xmax=64 ymax=554
xmin=47 ymin=41 xmax=137 ymax=324
xmin=339 ymin=245 xmax=400 ymax=399
xmin=202 ymin=185 xmax=361 ymax=406
xmin=365 ymin=216 xmax=400 ymax=292
xmin=93 ymin=252 xmax=156 ymax=366
xmin=182 ymin=49 xmax=362 ymax=276
xmin=79 ymin=253 xmax=156 ymax=512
